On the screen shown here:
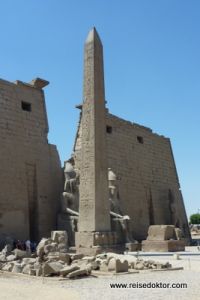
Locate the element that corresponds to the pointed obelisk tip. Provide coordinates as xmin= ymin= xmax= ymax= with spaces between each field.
xmin=85 ymin=27 xmax=102 ymax=45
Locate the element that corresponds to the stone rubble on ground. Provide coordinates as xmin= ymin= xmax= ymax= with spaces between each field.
xmin=0 ymin=231 xmax=172 ymax=279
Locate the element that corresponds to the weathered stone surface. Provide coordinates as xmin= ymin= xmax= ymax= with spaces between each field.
xmin=14 ymin=249 xmax=30 ymax=259
xmin=75 ymin=28 xmax=113 ymax=254
xmin=0 ymin=78 xmax=62 ymax=242
xmin=45 ymin=252 xmax=70 ymax=264
xmin=73 ymin=258 xmax=98 ymax=270
xmin=22 ymin=264 xmax=33 ymax=275
xmin=70 ymin=253 xmax=84 ymax=261
xmin=44 ymin=243 xmax=57 ymax=254
xmin=99 ymin=260 xmax=108 ymax=272
xmin=29 ymin=269 xmax=36 ymax=276
xmin=42 ymin=262 xmax=63 ymax=276
xmin=147 ymin=225 xmax=176 ymax=241
xmin=142 ymin=240 xmax=185 ymax=252
xmin=108 ymin=258 xmax=128 ymax=273
xmin=0 ymin=254 xmax=6 ymax=262
xmin=51 ymin=231 xmax=68 ymax=244
xmin=175 ymin=228 xmax=183 ymax=240
xmin=35 ymin=266 xmax=43 ymax=276
xmin=78 ymin=28 xmax=110 ymax=233
xmin=2 ymin=244 xmax=12 ymax=255
xmin=142 ymin=224 xmax=186 ymax=252
xmin=134 ymin=261 xmax=145 ymax=270
xmin=57 ymin=243 xmax=68 ymax=252
xmin=125 ymin=242 xmax=140 ymax=252
xmin=60 ymin=265 xmax=80 ymax=276
xmin=12 ymin=263 xmax=22 ymax=273
xmin=59 ymin=253 xmax=71 ymax=264
xmin=2 ymin=262 xmax=14 ymax=272
xmin=36 ymin=238 xmax=50 ymax=257
xmin=67 ymin=266 xmax=91 ymax=278
xmin=6 ymin=254 xmax=16 ymax=262
xmin=123 ymin=255 xmax=138 ymax=269
xmin=22 ymin=258 xmax=36 ymax=265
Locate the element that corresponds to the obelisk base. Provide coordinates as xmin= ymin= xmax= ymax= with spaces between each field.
xmin=75 ymin=231 xmax=127 ymax=255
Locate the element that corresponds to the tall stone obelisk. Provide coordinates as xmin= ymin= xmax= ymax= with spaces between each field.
xmin=75 ymin=28 xmax=111 ymax=253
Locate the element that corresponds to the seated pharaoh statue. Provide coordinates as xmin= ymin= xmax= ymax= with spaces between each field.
xmin=61 ymin=158 xmax=79 ymax=215
xmin=58 ymin=158 xmax=79 ymax=245
xmin=108 ymin=168 xmax=136 ymax=245
xmin=59 ymin=160 xmax=137 ymax=248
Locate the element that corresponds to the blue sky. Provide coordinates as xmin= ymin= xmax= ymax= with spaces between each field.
xmin=0 ymin=0 xmax=199 ymax=218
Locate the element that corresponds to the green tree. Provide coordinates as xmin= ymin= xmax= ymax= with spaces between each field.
xmin=190 ymin=213 xmax=200 ymax=224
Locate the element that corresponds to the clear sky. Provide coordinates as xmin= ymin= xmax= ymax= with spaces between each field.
xmin=0 ymin=0 xmax=199 ymax=218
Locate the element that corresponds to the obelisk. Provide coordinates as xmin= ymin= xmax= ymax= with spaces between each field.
xmin=75 ymin=28 xmax=111 ymax=253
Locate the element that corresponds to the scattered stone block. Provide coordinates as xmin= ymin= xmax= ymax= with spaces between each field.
xmin=82 ymin=256 xmax=95 ymax=262
xmin=6 ymin=254 xmax=16 ymax=262
xmin=70 ymin=253 xmax=84 ymax=261
xmin=42 ymin=261 xmax=63 ymax=276
xmin=12 ymin=263 xmax=22 ymax=273
xmin=147 ymin=225 xmax=176 ymax=241
xmin=90 ymin=260 xmax=99 ymax=270
xmin=122 ymin=255 xmax=138 ymax=268
xmin=134 ymin=261 xmax=145 ymax=270
xmin=14 ymin=249 xmax=31 ymax=259
xmin=36 ymin=266 xmax=43 ymax=276
xmin=0 ymin=254 xmax=6 ymax=262
xmin=57 ymin=243 xmax=68 ymax=252
xmin=60 ymin=265 xmax=80 ymax=276
xmin=22 ymin=258 xmax=36 ymax=265
xmin=22 ymin=264 xmax=33 ymax=275
xmin=2 ymin=262 xmax=14 ymax=272
xmin=2 ymin=244 xmax=12 ymax=255
xmin=36 ymin=238 xmax=50 ymax=257
xmin=67 ymin=266 xmax=91 ymax=278
xmin=44 ymin=243 xmax=57 ymax=254
xmin=51 ymin=231 xmax=68 ymax=244
xmin=108 ymin=258 xmax=128 ymax=273
xmin=99 ymin=261 xmax=108 ymax=272
xmin=59 ymin=253 xmax=71 ymax=264
xmin=29 ymin=269 xmax=36 ymax=276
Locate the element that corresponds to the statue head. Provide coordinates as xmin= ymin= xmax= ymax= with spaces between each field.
xmin=64 ymin=160 xmax=76 ymax=180
xmin=108 ymin=168 xmax=117 ymax=187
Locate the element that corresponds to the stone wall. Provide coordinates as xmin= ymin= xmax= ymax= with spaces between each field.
xmin=0 ymin=78 xmax=62 ymax=244
xmin=74 ymin=109 xmax=190 ymax=241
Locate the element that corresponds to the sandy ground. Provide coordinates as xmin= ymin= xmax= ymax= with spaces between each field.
xmin=0 ymin=273 xmax=80 ymax=300
xmin=1 ymin=252 xmax=200 ymax=300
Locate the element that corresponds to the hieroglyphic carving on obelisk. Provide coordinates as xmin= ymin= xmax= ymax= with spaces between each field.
xmin=78 ymin=27 xmax=111 ymax=232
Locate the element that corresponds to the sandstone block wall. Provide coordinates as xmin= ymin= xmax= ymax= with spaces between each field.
xmin=0 ymin=79 xmax=62 ymax=244
xmin=74 ymin=110 xmax=190 ymax=241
